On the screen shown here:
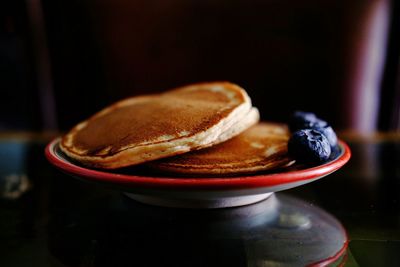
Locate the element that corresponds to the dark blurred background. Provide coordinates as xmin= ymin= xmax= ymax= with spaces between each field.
xmin=1 ymin=0 xmax=399 ymax=133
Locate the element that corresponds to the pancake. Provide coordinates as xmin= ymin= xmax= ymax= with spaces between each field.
xmin=60 ymin=82 xmax=258 ymax=169
xmin=148 ymin=122 xmax=294 ymax=176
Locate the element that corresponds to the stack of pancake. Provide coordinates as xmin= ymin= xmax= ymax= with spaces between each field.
xmin=60 ymin=82 xmax=293 ymax=176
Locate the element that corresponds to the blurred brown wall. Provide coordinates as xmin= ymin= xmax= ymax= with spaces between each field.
xmin=4 ymin=0 xmax=394 ymax=132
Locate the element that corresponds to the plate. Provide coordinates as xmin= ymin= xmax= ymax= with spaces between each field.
xmin=45 ymin=138 xmax=351 ymax=208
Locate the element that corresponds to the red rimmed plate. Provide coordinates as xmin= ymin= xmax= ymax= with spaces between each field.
xmin=45 ymin=138 xmax=351 ymax=208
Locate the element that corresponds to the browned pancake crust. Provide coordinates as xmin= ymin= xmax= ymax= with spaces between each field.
xmin=71 ymin=95 xmax=235 ymax=156
xmin=60 ymin=82 xmax=253 ymax=169
xmin=149 ymin=122 xmax=293 ymax=176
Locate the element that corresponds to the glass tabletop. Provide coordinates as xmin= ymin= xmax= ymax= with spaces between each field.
xmin=0 ymin=135 xmax=399 ymax=266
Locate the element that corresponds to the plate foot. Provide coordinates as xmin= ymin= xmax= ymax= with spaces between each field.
xmin=124 ymin=192 xmax=273 ymax=209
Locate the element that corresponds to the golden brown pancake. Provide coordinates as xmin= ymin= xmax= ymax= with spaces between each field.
xmin=148 ymin=122 xmax=294 ymax=176
xmin=60 ymin=82 xmax=258 ymax=169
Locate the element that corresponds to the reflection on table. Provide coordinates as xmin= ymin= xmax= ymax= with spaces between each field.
xmin=47 ymin=194 xmax=346 ymax=267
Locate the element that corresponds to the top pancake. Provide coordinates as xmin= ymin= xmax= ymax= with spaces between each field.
xmin=148 ymin=122 xmax=293 ymax=176
xmin=60 ymin=82 xmax=257 ymax=169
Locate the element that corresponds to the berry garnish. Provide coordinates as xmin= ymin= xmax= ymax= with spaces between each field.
xmin=290 ymin=111 xmax=338 ymax=148
xmin=288 ymin=129 xmax=331 ymax=164
xmin=289 ymin=111 xmax=318 ymax=132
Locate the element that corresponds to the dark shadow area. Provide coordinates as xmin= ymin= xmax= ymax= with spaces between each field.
xmin=4 ymin=0 xmax=399 ymax=131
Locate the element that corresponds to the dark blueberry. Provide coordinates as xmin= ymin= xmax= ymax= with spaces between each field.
xmin=304 ymin=120 xmax=338 ymax=148
xmin=290 ymin=114 xmax=338 ymax=148
xmin=317 ymin=125 xmax=338 ymax=148
xmin=293 ymin=111 xmax=317 ymax=121
xmin=295 ymin=117 xmax=328 ymax=131
xmin=289 ymin=111 xmax=318 ymax=132
xmin=288 ymin=129 xmax=331 ymax=164
xmin=330 ymin=145 xmax=341 ymax=159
